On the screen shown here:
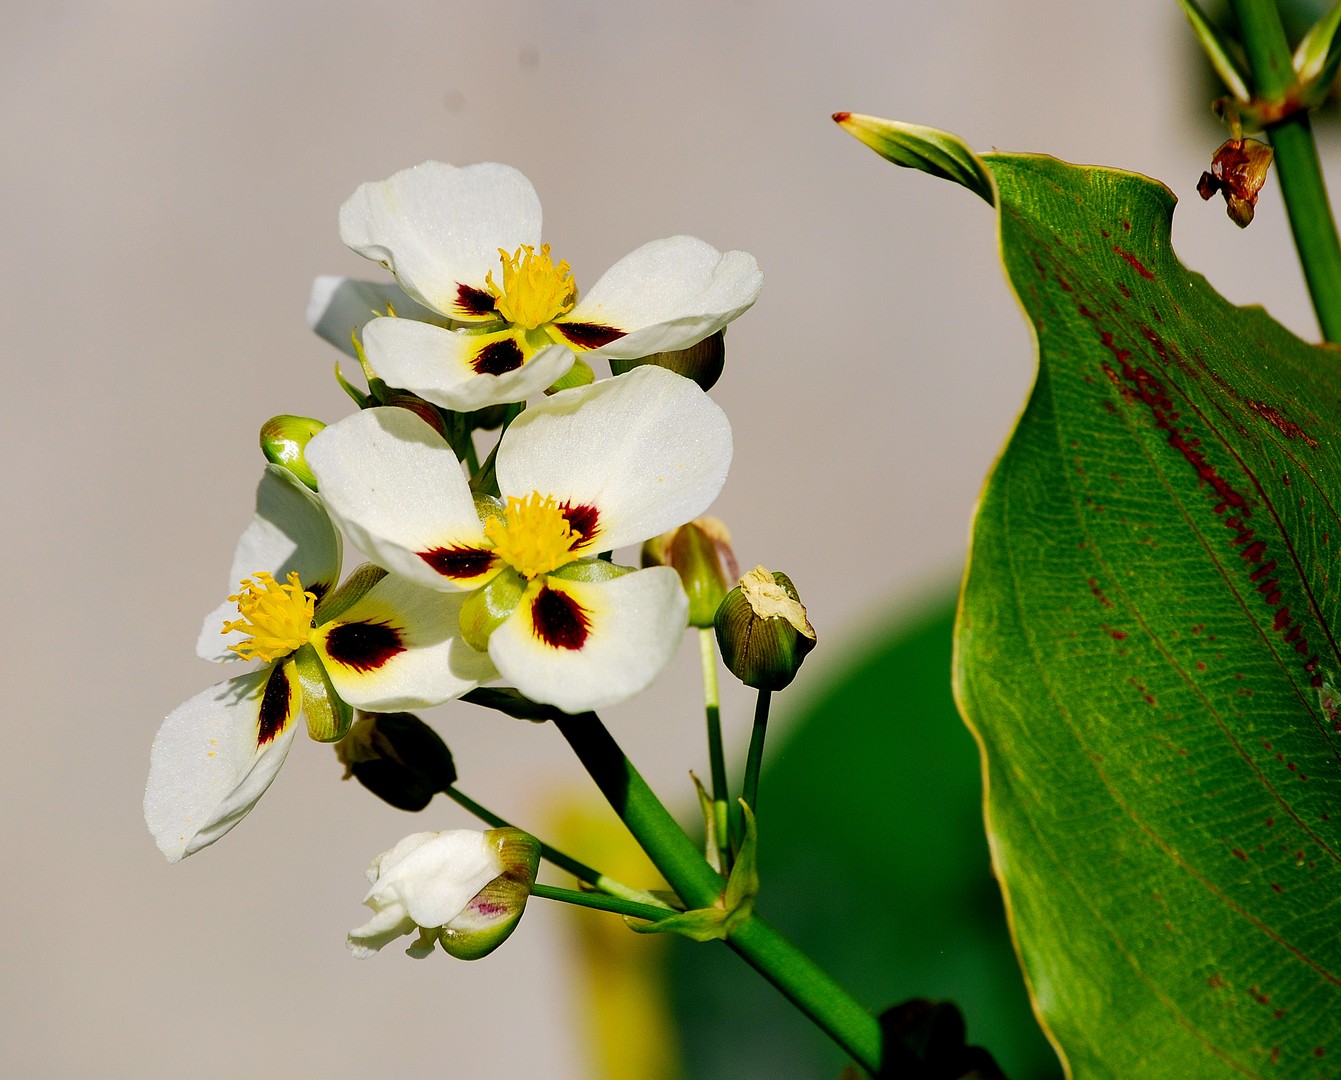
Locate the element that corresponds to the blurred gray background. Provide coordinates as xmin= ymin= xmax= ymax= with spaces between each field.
xmin=3 ymin=1 xmax=1325 ymax=1077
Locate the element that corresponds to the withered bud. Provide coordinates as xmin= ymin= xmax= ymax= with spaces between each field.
xmin=609 ymin=331 xmax=726 ymax=391
xmin=641 ymin=517 xmax=739 ymax=628
xmin=259 ymin=414 xmax=325 ymax=490
xmin=335 ymin=711 xmax=457 ymax=811
xmin=714 ymin=566 xmax=816 ymax=690
xmin=1198 ymin=138 xmax=1273 ymax=228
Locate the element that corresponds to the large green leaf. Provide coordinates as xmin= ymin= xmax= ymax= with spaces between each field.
xmin=956 ymin=153 xmax=1341 ymax=1076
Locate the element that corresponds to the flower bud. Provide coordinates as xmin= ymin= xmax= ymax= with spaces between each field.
xmin=440 ymin=828 xmax=542 ymax=960
xmin=714 ymin=566 xmax=816 ymax=690
xmin=608 ymin=330 xmax=726 ymax=391
xmin=335 ymin=711 xmax=457 ymax=812
xmin=642 ymin=517 xmax=739 ymax=628
xmin=259 ymin=414 xmax=325 ymax=490
xmin=347 ymin=827 xmax=540 ymax=960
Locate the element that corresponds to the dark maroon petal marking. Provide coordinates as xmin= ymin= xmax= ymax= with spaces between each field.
xmin=473 ymin=338 xmax=524 ymax=375
xmin=257 ymin=664 xmax=293 ymax=747
xmin=553 ymin=322 xmax=626 ymax=350
xmin=560 ymin=503 xmax=600 ymax=547
xmin=456 ymin=283 xmax=496 ymax=317
xmin=419 ymin=545 xmax=497 ymax=580
xmin=323 ymin=621 xmax=405 ymax=673
xmin=531 ymin=586 xmax=590 ymax=651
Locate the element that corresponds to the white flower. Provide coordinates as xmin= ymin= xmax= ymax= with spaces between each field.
xmin=348 ymin=829 xmax=540 ymax=959
xmin=309 ymin=162 xmax=763 ymax=410
xmin=306 ymin=366 xmax=732 ymax=713
xmin=144 ymin=466 xmax=495 ymax=862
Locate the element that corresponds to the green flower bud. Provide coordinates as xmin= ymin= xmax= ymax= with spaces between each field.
xmin=440 ymin=828 xmax=543 ymax=960
xmin=608 ymin=330 xmax=726 ymax=391
xmin=642 ymin=517 xmax=739 ymax=628
xmin=714 ymin=566 xmax=816 ymax=690
xmin=335 ymin=711 xmax=458 ymax=812
xmin=260 ymin=414 xmax=326 ymax=490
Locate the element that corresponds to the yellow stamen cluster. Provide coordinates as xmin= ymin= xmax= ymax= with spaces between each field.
xmin=484 ymin=493 xmax=578 ymax=580
xmin=485 ymin=244 xmax=577 ymax=330
xmin=222 ymin=570 xmax=316 ymax=663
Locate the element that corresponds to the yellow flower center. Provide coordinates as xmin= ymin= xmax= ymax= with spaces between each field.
xmin=484 ymin=493 xmax=578 ymax=579
xmin=485 ymin=244 xmax=577 ymax=330
xmin=222 ymin=570 xmax=316 ymax=663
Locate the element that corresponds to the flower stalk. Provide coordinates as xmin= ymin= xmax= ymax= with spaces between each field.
xmin=552 ymin=710 xmax=882 ymax=1074
xmin=443 ymin=784 xmax=671 ymax=910
xmin=699 ymin=628 xmax=732 ymax=869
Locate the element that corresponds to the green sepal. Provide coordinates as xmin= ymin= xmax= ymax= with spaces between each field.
xmin=313 ymin=563 xmax=387 ymax=625
xmin=548 ymin=558 xmax=634 ymax=583
xmin=691 ymin=772 xmax=723 ymax=874
xmin=1176 ymin=0 xmax=1252 ymax=102
xmin=628 ymin=801 xmax=758 ymax=942
xmin=458 ymin=568 xmax=526 ymax=652
xmin=439 ymin=828 xmax=542 ymax=960
xmin=833 ymin=114 xmax=994 ymax=205
xmin=289 ymin=644 xmax=352 ymax=743
xmin=546 ymin=358 xmax=595 ymax=394
xmin=334 ymin=361 xmax=370 ymax=408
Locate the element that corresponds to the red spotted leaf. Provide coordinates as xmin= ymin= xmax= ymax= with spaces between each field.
xmin=953 ymin=154 xmax=1341 ymax=1077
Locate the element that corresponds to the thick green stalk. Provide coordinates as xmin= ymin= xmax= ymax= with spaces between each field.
xmin=1230 ymin=0 xmax=1341 ymax=341
xmin=552 ymin=711 xmax=882 ymax=1074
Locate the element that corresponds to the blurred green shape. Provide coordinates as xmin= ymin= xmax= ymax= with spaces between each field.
xmin=669 ymin=593 xmax=1060 ymax=1079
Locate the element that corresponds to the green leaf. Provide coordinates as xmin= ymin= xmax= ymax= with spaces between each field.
xmin=956 ymin=152 xmax=1341 ymax=1077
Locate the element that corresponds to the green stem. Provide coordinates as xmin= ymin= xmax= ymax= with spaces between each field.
xmin=460 ymin=425 xmax=480 ymax=475
xmin=552 ymin=711 xmax=882 ymax=1074
xmin=698 ymin=629 xmax=731 ymax=868
xmin=531 ymin=882 xmax=674 ymax=923
xmin=443 ymin=785 xmax=671 ymax=910
xmin=727 ymin=919 xmax=883 ymax=1073
xmin=1230 ymin=0 xmax=1341 ymax=341
xmin=739 ymin=689 xmax=773 ymax=831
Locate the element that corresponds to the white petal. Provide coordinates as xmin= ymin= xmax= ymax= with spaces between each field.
xmin=307 ymin=275 xmax=451 ymax=359
xmin=338 ymin=162 xmax=541 ymax=318
xmin=362 ymin=316 xmax=573 ymax=410
xmin=488 ymin=568 xmax=688 ymax=712
xmin=368 ymin=829 xmax=503 ymax=926
xmin=347 ymin=908 xmax=418 ymax=958
xmin=562 ymin=237 xmax=762 ymax=358
xmin=306 ymin=408 xmax=486 ymax=590
xmin=196 ymin=465 xmax=342 ymax=662
xmin=313 ymin=572 xmax=497 ymax=709
xmin=496 ymin=366 xmax=732 ymax=553
xmin=144 ymin=665 xmax=301 ymax=862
